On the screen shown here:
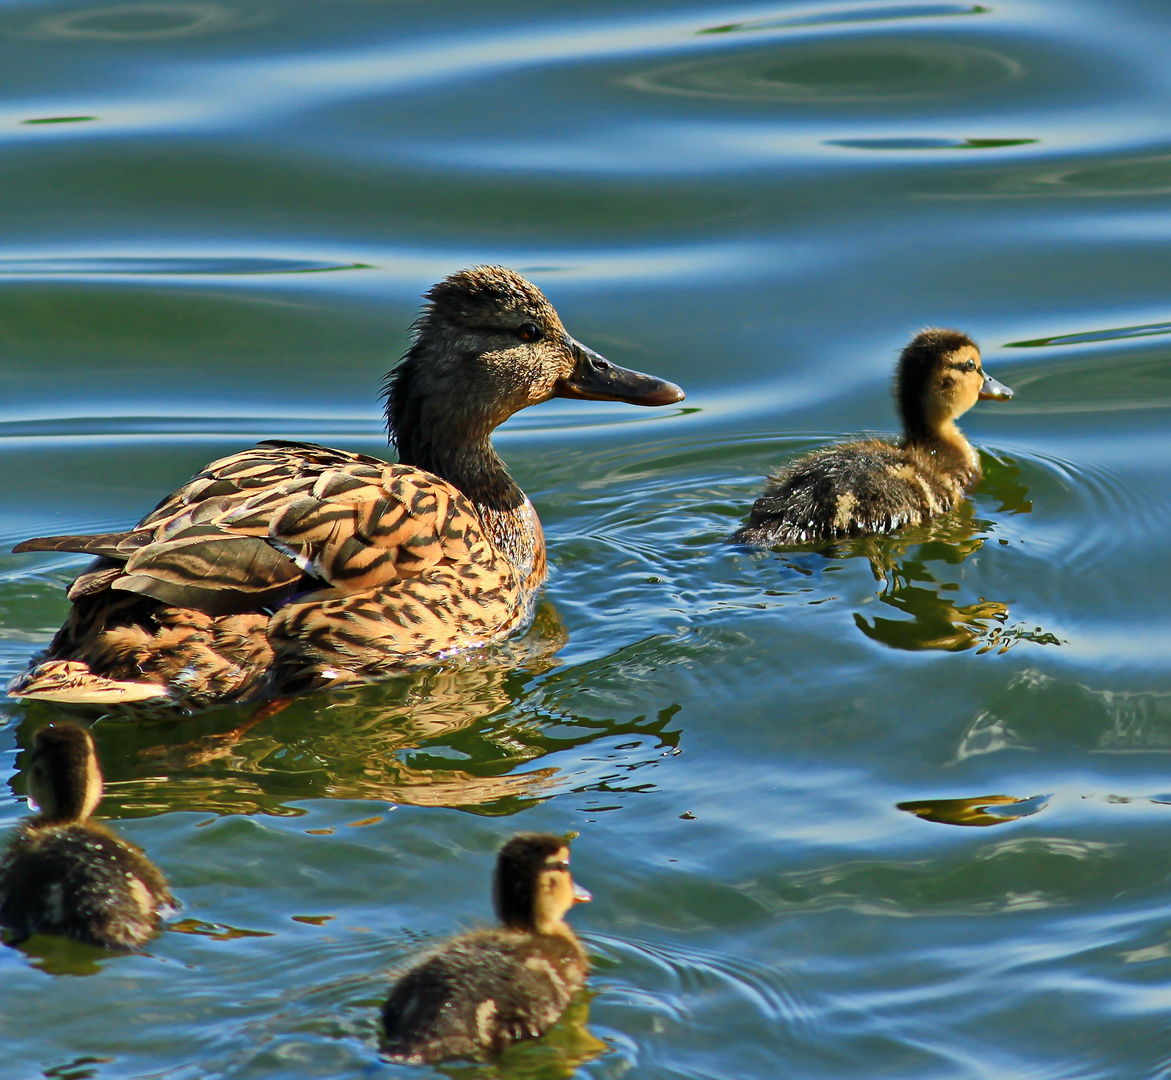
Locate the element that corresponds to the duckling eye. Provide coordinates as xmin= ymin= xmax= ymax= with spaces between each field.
xmin=964 ymin=359 xmax=977 ymax=372
xmin=548 ymin=860 xmax=570 ymax=872
xmin=516 ymin=323 xmax=543 ymax=343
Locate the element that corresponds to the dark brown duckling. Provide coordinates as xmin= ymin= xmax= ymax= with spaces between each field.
xmin=0 ymin=722 xmax=175 ymax=950
xmin=732 ymin=328 xmax=1013 ymax=546
xmin=382 ymin=832 xmax=591 ymax=1064
xmin=8 ymin=266 xmax=685 ymax=711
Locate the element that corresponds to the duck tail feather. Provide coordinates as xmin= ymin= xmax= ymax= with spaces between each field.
xmin=7 ymin=660 xmax=172 ymax=704
xmin=13 ymin=531 xmax=144 ymax=558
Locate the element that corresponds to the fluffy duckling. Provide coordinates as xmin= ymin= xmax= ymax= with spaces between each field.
xmin=0 ymin=722 xmax=175 ymax=950
xmin=9 ymin=267 xmax=684 ymax=711
xmin=382 ymin=833 xmax=591 ymax=1064
xmin=732 ymin=328 xmax=1012 ymax=546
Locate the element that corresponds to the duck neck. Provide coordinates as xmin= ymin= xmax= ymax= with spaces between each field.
xmin=32 ymin=786 xmax=96 ymax=826
xmin=504 ymin=910 xmax=574 ymax=939
xmin=904 ymin=419 xmax=980 ymax=481
xmin=534 ymin=916 xmax=578 ymax=941
xmin=401 ymin=433 xmax=525 ymax=515
xmin=388 ymin=364 xmax=543 ymax=577
xmin=30 ymin=760 xmax=102 ymax=826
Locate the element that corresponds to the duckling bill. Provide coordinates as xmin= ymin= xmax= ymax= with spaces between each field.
xmin=0 ymin=722 xmax=175 ymax=951
xmin=8 ymin=266 xmax=684 ymax=711
xmin=382 ymin=833 xmax=591 ymax=1064
xmin=732 ymin=329 xmax=1012 ymax=546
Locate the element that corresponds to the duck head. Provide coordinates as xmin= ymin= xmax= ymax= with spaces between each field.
xmin=26 ymin=722 xmax=103 ymax=825
xmin=385 ymin=266 xmax=684 ymax=466
xmin=896 ymin=328 xmax=1012 ymax=442
xmin=493 ymin=832 xmax=590 ymax=934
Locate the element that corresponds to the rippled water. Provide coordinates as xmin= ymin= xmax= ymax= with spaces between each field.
xmin=2 ymin=0 xmax=1171 ymax=1076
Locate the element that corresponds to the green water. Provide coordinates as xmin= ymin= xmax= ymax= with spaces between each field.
xmin=3 ymin=0 xmax=1171 ymax=1076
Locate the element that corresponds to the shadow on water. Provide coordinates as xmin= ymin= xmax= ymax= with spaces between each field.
xmin=628 ymin=30 xmax=1021 ymax=103
xmin=955 ymin=669 xmax=1171 ymax=760
xmin=6 ymin=604 xmax=684 ymax=820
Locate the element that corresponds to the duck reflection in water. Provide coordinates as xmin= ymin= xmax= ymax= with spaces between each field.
xmin=0 ymin=722 xmax=175 ymax=952
xmin=382 ymin=833 xmax=595 ymax=1066
xmin=66 ymin=608 xmax=681 ymax=819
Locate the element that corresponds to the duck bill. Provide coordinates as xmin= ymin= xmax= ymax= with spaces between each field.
xmin=557 ymin=339 xmax=685 ymax=407
xmin=572 ymin=881 xmax=592 ymax=904
xmin=979 ymin=373 xmax=1013 ymax=401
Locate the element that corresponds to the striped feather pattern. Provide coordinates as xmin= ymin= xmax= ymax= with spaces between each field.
xmin=9 ymin=440 xmax=543 ymax=710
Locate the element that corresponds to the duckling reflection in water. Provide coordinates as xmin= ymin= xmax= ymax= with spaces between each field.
xmin=898 ymin=793 xmax=1050 ymax=827
xmin=858 ymin=578 xmax=1060 ymax=654
xmin=382 ymin=833 xmax=591 ymax=1064
xmin=843 ymin=492 xmax=1059 ymax=654
xmin=733 ymin=328 xmax=1013 ymax=546
xmin=857 ymin=538 xmax=1059 ymax=654
xmin=770 ymin=454 xmax=1055 ymax=653
xmin=0 ymin=722 xmax=175 ymax=951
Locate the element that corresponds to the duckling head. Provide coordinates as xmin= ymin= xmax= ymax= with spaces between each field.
xmin=26 ymin=722 xmax=103 ymax=824
xmin=896 ymin=328 xmax=1012 ymax=443
xmin=493 ymin=832 xmax=591 ymax=935
xmin=385 ymin=266 xmax=684 ymax=465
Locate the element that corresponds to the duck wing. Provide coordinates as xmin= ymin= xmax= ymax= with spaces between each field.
xmin=213 ymin=443 xmax=482 ymax=591
xmin=14 ymin=441 xmax=485 ymax=618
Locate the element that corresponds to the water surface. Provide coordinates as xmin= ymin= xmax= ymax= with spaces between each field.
xmin=2 ymin=1 xmax=1171 ymax=1077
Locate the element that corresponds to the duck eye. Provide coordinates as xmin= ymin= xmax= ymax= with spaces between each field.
xmin=964 ymin=359 xmax=977 ymax=372
xmin=516 ymin=323 xmax=542 ymax=343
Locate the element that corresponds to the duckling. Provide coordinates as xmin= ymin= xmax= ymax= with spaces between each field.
xmin=382 ymin=832 xmax=591 ymax=1064
xmin=732 ymin=328 xmax=1012 ymax=546
xmin=0 ymin=722 xmax=175 ymax=950
xmin=9 ymin=267 xmax=684 ymax=711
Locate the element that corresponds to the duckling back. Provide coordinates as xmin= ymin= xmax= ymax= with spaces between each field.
xmin=0 ymin=820 xmax=173 ymax=950
xmin=732 ymin=439 xmax=974 ymax=547
xmin=383 ymin=832 xmax=591 ymax=1063
xmin=382 ymin=927 xmax=588 ymax=1063
xmin=733 ymin=328 xmax=1011 ymax=547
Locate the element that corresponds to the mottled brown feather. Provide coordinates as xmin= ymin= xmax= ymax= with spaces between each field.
xmin=9 ymin=267 xmax=682 ymax=710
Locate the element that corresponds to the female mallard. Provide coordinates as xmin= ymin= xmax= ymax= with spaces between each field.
xmin=0 ymin=722 xmax=175 ymax=950
xmin=9 ymin=267 xmax=684 ymax=710
xmin=732 ymin=328 xmax=1012 ymax=546
xmin=382 ymin=832 xmax=591 ymax=1064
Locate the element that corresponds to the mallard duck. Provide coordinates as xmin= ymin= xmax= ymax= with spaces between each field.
xmin=732 ymin=328 xmax=1012 ymax=546
xmin=0 ymin=722 xmax=175 ymax=950
xmin=8 ymin=267 xmax=684 ymax=710
xmin=382 ymin=832 xmax=591 ymax=1064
